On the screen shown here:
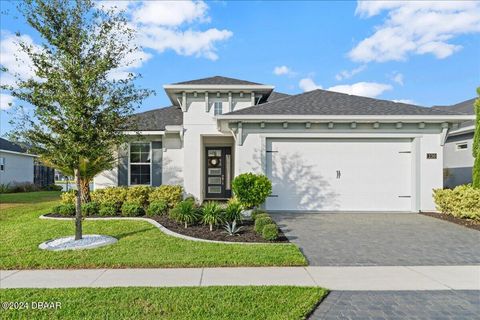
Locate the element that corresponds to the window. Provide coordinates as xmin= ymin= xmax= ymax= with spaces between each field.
xmin=0 ymin=157 xmax=4 ymax=171
xmin=129 ymin=142 xmax=151 ymax=185
xmin=214 ymin=102 xmax=223 ymax=115
xmin=456 ymin=142 xmax=468 ymax=151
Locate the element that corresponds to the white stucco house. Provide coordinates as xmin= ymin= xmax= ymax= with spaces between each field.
xmin=433 ymin=98 xmax=476 ymax=188
xmin=94 ymin=76 xmax=474 ymax=212
xmin=0 ymin=137 xmax=36 ymax=185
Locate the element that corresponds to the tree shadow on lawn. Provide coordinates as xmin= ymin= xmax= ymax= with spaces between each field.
xmin=111 ymin=227 xmax=153 ymax=240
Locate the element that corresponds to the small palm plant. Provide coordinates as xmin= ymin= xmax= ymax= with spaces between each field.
xmin=224 ymin=197 xmax=243 ymax=223
xmin=169 ymin=200 xmax=199 ymax=228
xmin=224 ymin=220 xmax=243 ymax=236
xmin=201 ymin=201 xmax=224 ymax=231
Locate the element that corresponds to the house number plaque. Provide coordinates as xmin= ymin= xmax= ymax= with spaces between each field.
xmin=426 ymin=153 xmax=437 ymax=159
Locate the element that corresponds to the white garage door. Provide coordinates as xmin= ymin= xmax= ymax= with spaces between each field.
xmin=265 ymin=138 xmax=412 ymax=211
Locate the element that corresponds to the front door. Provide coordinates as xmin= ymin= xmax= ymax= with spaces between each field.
xmin=205 ymin=147 xmax=232 ymax=199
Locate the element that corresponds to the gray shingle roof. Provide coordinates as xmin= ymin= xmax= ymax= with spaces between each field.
xmin=0 ymin=137 xmax=27 ymax=153
xmin=432 ymin=98 xmax=475 ymax=115
xmin=226 ymin=89 xmax=454 ymax=116
xmin=126 ymin=106 xmax=183 ymax=131
xmin=432 ymin=98 xmax=477 ymax=129
xmin=266 ymin=91 xmax=290 ymax=102
xmin=173 ymin=76 xmax=262 ymax=85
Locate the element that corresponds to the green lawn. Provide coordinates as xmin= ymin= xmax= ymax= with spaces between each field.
xmin=0 ymin=286 xmax=327 ymax=320
xmin=0 ymin=192 xmax=306 ymax=269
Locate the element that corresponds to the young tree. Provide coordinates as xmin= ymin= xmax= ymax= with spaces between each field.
xmin=2 ymin=0 xmax=152 ymax=240
xmin=472 ymin=88 xmax=480 ymax=189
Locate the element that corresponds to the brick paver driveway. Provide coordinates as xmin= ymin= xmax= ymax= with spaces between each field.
xmin=311 ymin=290 xmax=480 ymax=320
xmin=271 ymin=212 xmax=480 ymax=266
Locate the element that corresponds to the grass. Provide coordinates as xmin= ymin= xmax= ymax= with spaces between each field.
xmin=0 ymin=286 xmax=328 ymax=320
xmin=0 ymin=192 xmax=306 ymax=269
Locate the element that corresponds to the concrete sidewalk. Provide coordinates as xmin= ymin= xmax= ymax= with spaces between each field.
xmin=1 ymin=266 xmax=479 ymax=290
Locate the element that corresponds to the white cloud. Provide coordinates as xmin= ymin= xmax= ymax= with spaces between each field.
xmin=328 ymin=82 xmax=392 ymax=98
xmin=350 ymin=1 xmax=480 ymax=62
xmin=0 ymin=31 xmax=38 ymax=87
xmin=391 ymin=72 xmax=404 ymax=85
xmin=132 ymin=1 xmax=209 ymax=26
xmin=273 ymin=65 xmax=292 ymax=76
xmin=299 ymin=78 xmax=322 ymax=92
xmin=335 ymin=65 xmax=367 ymax=81
xmin=98 ymin=1 xmax=233 ymax=61
xmin=138 ymin=26 xmax=232 ymax=61
xmin=299 ymin=76 xmax=392 ymax=98
xmin=393 ymin=99 xmax=416 ymax=104
xmin=0 ymin=93 xmax=15 ymax=110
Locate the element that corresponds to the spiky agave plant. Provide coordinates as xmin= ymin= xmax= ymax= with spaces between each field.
xmin=224 ymin=220 xmax=243 ymax=236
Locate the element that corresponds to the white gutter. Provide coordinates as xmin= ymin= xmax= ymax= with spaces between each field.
xmin=163 ymin=84 xmax=275 ymax=91
xmin=448 ymin=124 xmax=475 ymax=136
xmin=216 ymin=114 xmax=475 ymax=123
xmin=123 ymin=131 xmax=165 ymax=135
xmin=0 ymin=149 xmax=38 ymax=157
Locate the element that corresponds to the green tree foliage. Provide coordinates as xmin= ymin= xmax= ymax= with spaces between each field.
xmin=2 ymin=0 xmax=152 ymax=239
xmin=232 ymin=173 xmax=272 ymax=209
xmin=473 ymin=88 xmax=480 ymax=189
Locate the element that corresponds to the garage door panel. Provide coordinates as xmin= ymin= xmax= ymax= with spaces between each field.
xmin=266 ymin=138 xmax=412 ymax=211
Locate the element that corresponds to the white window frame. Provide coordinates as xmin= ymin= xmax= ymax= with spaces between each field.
xmin=0 ymin=157 xmax=5 ymax=172
xmin=128 ymin=142 xmax=152 ymax=186
xmin=214 ymin=101 xmax=223 ymax=116
xmin=456 ymin=142 xmax=468 ymax=151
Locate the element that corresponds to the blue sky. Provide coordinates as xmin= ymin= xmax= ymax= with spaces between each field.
xmin=1 ymin=1 xmax=479 ymax=135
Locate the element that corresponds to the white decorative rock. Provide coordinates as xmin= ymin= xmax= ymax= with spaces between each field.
xmin=39 ymin=234 xmax=117 ymax=251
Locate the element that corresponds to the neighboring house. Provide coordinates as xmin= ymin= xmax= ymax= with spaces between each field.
xmin=0 ymin=138 xmax=36 ymax=185
xmin=94 ymin=76 xmax=473 ymax=212
xmin=433 ymin=98 xmax=476 ymax=188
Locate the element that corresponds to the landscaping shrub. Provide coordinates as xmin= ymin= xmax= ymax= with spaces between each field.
xmin=126 ymin=185 xmax=152 ymax=207
xmin=57 ymin=204 xmax=75 ymax=216
xmin=232 ymin=173 xmax=272 ymax=209
xmin=169 ymin=200 xmax=199 ymax=228
xmin=149 ymin=185 xmax=183 ymax=208
xmin=0 ymin=183 xmax=11 ymax=193
xmin=146 ymin=200 xmax=168 ymax=217
xmin=81 ymin=202 xmax=99 ymax=216
xmin=99 ymin=204 xmax=117 ymax=217
xmin=254 ymin=213 xmax=270 ymax=221
xmin=251 ymin=209 xmax=267 ymax=220
xmin=262 ymin=224 xmax=279 ymax=241
xmin=8 ymin=182 xmax=41 ymax=193
xmin=201 ymin=201 xmax=224 ymax=231
xmin=61 ymin=190 xmax=77 ymax=205
xmin=433 ymin=185 xmax=480 ymax=220
xmin=121 ymin=202 xmax=145 ymax=217
xmin=41 ymin=184 xmax=63 ymax=191
xmin=254 ymin=216 xmax=274 ymax=234
xmin=91 ymin=187 xmax=127 ymax=209
xmin=224 ymin=198 xmax=243 ymax=222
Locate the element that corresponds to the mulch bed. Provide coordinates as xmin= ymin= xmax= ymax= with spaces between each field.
xmin=43 ymin=213 xmax=289 ymax=243
xmin=151 ymin=215 xmax=289 ymax=243
xmin=419 ymin=212 xmax=480 ymax=231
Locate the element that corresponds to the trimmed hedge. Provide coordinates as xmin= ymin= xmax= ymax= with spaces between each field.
xmin=254 ymin=216 xmax=274 ymax=233
xmin=121 ymin=202 xmax=145 ymax=217
xmin=146 ymin=200 xmax=168 ymax=217
xmin=232 ymin=173 xmax=272 ymax=209
xmin=81 ymin=202 xmax=99 ymax=216
xmin=251 ymin=209 xmax=267 ymax=220
xmin=99 ymin=204 xmax=117 ymax=217
xmin=262 ymin=224 xmax=279 ymax=241
xmin=53 ymin=204 xmax=75 ymax=216
xmin=149 ymin=185 xmax=183 ymax=208
xmin=433 ymin=185 xmax=480 ymax=220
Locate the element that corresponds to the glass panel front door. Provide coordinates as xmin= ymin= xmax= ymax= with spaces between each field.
xmin=205 ymin=147 xmax=231 ymax=198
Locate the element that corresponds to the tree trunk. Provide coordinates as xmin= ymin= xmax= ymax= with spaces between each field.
xmin=210 ymin=224 xmax=213 ymax=231
xmin=80 ymin=178 xmax=91 ymax=203
xmin=74 ymin=168 xmax=83 ymax=240
xmin=184 ymin=222 xmax=187 ymax=228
